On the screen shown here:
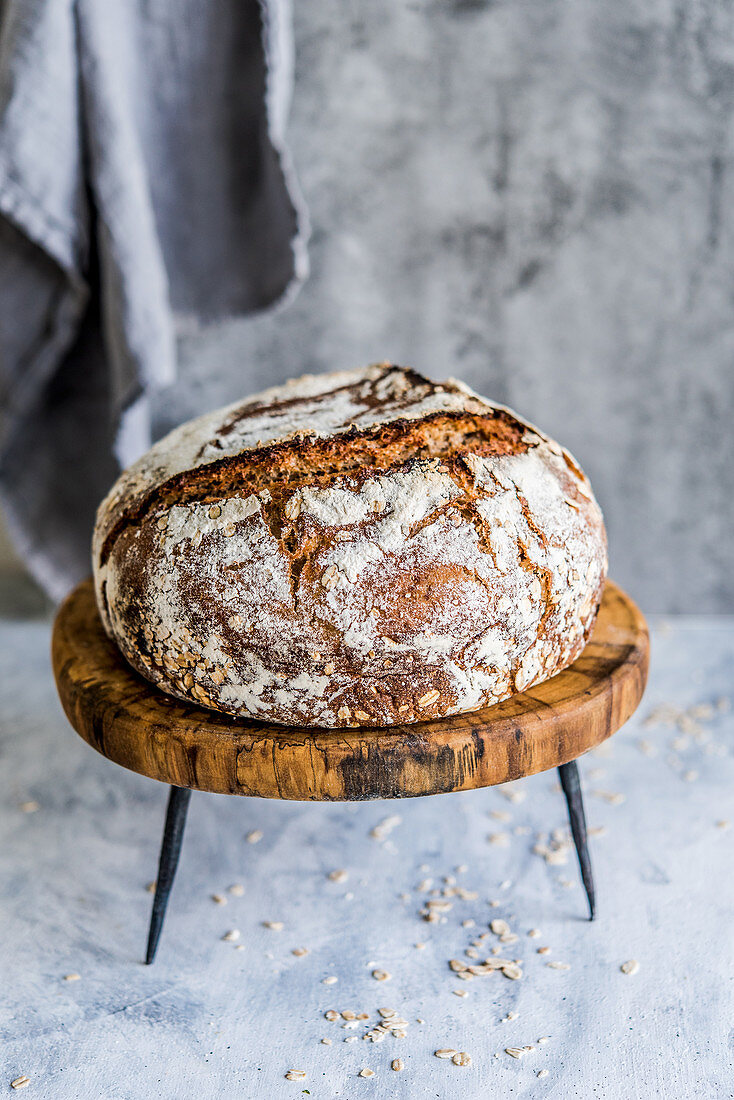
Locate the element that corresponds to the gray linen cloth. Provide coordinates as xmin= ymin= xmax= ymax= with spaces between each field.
xmin=0 ymin=0 xmax=308 ymax=599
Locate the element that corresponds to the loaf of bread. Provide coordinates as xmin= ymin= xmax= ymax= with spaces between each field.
xmin=93 ymin=364 xmax=607 ymax=727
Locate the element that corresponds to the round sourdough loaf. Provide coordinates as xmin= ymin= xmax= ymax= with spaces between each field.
xmin=92 ymin=364 xmax=607 ymax=727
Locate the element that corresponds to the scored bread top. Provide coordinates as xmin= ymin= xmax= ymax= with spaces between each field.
xmin=93 ymin=363 xmax=607 ymax=727
xmin=95 ymin=364 xmax=503 ymax=563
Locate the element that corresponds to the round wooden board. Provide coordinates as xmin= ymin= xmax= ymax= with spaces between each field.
xmin=52 ymin=579 xmax=648 ymax=801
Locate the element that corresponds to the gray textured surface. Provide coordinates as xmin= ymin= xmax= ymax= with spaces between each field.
xmin=162 ymin=0 xmax=734 ymax=613
xmin=2 ymin=0 xmax=734 ymax=612
xmin=1 ymin=610 xmax=733 ymax=1098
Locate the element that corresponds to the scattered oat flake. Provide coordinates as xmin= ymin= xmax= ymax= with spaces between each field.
xmin=505 ymin=1047 xmax=526 ymax=1059
xmin=538 ymin=1069 xmax=549 ymax=1078
xmin=63 ymin=973 xmax=80 ymax=982
xmin=212 ymin=894 xmax=226 ymax=905
xmin=10 ymin=1079 xmax=30 ymax=1091
xmin=263 ymin=921 xmax=284 ymax=931
xmin=372 ymin=969 xmax=391 ymax=981
xmin=620 ymin=959 xmax=639 ymax=975
xmin=324 ymin=1010 xmax=339 ymax=1021
xmin=426 ymin=899 xmax=452 ymax=913
xmin=537 ymin=946 xmax=551 ymax=955
xmin=284 ymin=1070 xmax=306 ymax=1081
xmin=370 ymin=815 xmax=402 ymax=840
xmin=435 ymin=1049 xmax=457 ymax=1059
xmin=245 ymin=829 xmax=263 ymax=844
xmin=292 ymin=947 xmax=309 ymax=957
xmin=322 ymin=976 xmax=338 ymax=984
xmin=391 ymin=1059 xmax=404 ymax=1072
xmin=501 ymin=1011 xmax=519 ymax=1022
xmin=221 ymin=929 xmax=240 ymax=942
xmin=591 ymin=790 xmax=626 ymax=805
xmin=414 ymin=942 xmax=426 ymax=950
xmin=328 ymin=869 xmax=349 ymax=883
xmin=358 ymin=1068 xmax=375 ymax=1078
xmin=502 ymin=963 xmax=523 ymax=980
xmin=528 ymin=929 xmax=541 ymax=938
xmin=229 ymin=883 xmax=245 ymax=896
xmin=502 ymin=788 xmax=526 ymax=804
xmin=321 ymin=1038 xmax=332 ymax=1045
xmin=533 ymin=839 xmax=571 ymax=866
xmin=537 ymin=1036 xmax=550 ymax=1044
xmin=145 ymin=881 xmax=156 ymax=894
xmin=643 ymin=704 xmax=679 ymax=728
xmin=452 ymin=1052 xmax=471 ymax=1066
xmin=546 ymin=961 xmax=570 ymax=970
xmin=490 ymin=918 xmax=510 ymax=935
xmin=488 ymin=832 xmax=510 ymax=846
xmin=453 ymin=989 xmax=468 ymax=998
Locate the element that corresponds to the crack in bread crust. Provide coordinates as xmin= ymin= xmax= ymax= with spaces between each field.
xmin=97 ymin=409 xmax=529 ymax=569
xmin=93 ymin=364 xmax=608 ymax=727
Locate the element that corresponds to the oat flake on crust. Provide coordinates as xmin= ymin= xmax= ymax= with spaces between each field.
xmin=93 ymin=363 xmax=607 ymax=727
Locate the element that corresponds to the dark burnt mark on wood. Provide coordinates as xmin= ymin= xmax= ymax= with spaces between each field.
xmin=336 ymin=734 xmax=469 ymax=801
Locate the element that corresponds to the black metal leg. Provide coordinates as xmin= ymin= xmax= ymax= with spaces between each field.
xmin=145 ymin=785 xmax=192 ymax=964
xmin=558 ymin=760 xmax=595 ymax=920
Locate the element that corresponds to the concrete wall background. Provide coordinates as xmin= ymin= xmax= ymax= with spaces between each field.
xmin=4 ymin=0 xmax=734 ymax=611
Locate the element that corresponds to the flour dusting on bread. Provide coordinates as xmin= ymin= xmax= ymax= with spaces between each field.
xmin=93 ymin=364 xmax=607 ymax=727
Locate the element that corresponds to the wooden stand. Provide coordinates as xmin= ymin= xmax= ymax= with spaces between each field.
xmin=52 ymin=579 xmax=648 ymax=962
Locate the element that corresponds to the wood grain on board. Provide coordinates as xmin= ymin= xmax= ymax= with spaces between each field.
xmin=52 ymin=579 xmax=648 ymax=801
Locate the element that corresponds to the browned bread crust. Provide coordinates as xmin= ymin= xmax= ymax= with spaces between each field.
xmin=92 ymin=364 xmax=607 ymax=727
